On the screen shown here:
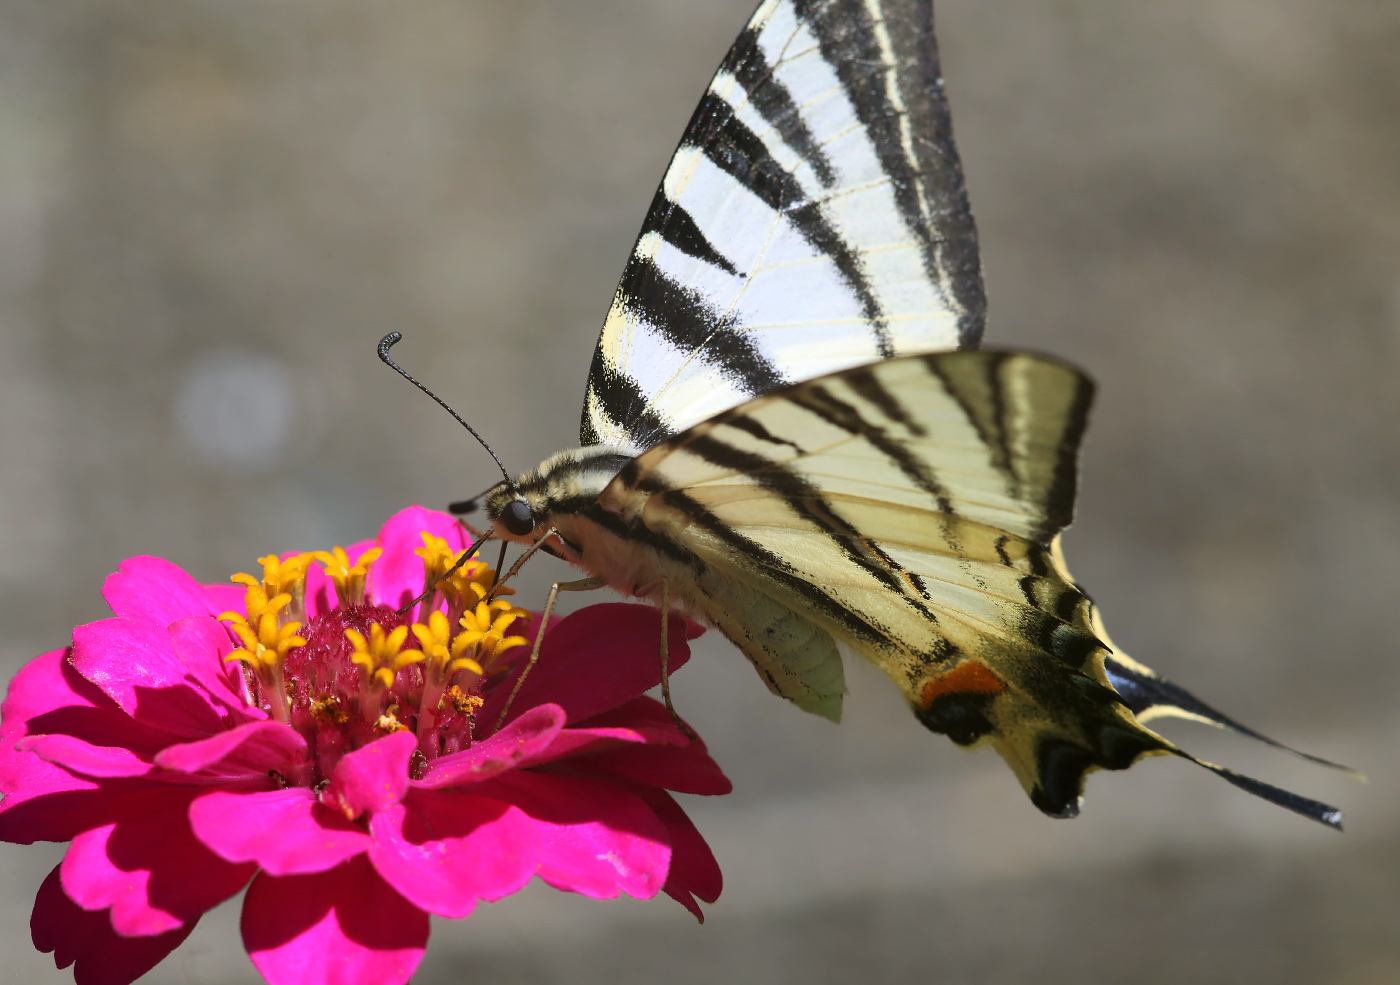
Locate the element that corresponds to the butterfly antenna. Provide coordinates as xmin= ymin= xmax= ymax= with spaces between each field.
xmin=377 ymin=332 xmax=512 ymax=485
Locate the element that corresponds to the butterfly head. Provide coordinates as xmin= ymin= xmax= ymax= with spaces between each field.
xmin=483 ymin=482 xmax=542 ymax=544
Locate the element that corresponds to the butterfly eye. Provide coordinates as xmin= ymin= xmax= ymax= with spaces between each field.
xmin=501 ymin=500 xmax=535 ymax=537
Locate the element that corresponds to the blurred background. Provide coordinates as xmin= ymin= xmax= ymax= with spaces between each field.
xmin=1 ymin=0 xmax=1397 ymax=982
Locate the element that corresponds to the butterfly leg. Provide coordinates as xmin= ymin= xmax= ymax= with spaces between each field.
xmin=495 ymin=574 xmax=606 ymax=730
xmin=657 ymin=578 xmax=698 ymax=742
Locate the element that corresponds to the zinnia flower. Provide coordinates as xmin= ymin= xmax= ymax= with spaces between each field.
xmin=0 ymin=506 xmax=729 ymax=985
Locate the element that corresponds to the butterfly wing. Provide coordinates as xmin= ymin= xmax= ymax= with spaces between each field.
xmin=598 ymin=350 xmax=1345 ymax=826
xmin=582 ymin=0 xmax=985 ymax=452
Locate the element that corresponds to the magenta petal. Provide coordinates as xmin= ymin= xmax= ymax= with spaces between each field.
xmin=32 ymin=865 xmax=192 ymax=985
xmin=2 ymin=649 xmax=177 ymax=762
xmin=243 ymin=857 xmax=428 ymax=985
xmin=632 ymin=786 xmax=722 ymax=920
xmin=201 ymin=581 xmax=247 ymax=618
xmin=60 ymin=787 xmax=255 ymax=936
xmin=416 ymin=704 xmax=566 ymax=789
xmin=166 ymin=615 xmax=255 ymax=717
xmin=369 ymin=506 xmax=469 ymax=611
xmin=190 ymin=788 xmax=370 ymax=875
xmin=18 ymin=734 xmax=152 ymax=778
xmin=0 ymin=755 xmax=108 ymax=844
xmin=510 ymin=724 xmax=655 ymax=769
xmin=155 ymin=720 xmax=307 ymax=776
xmin=323 ymin=731 xmax=414 ymax=818
xmin=578 ymin=698 xmax=733 ymax=795
xmin=70 ymin=618 xmax=226 ymax=738
xmin=480 ymin=604 xmax=701 ymax=730
xmin=367 ymin=792 xmax=538 ymax=918
xmin=479 ymin=771 xmax=670 ymax=900
xmin=2 ymin=650 xmax=95 ymax=732
xmin=102 ymin=556 xmax=217 ymax=628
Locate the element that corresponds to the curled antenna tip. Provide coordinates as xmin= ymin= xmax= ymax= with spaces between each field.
xmin=375 ymin=332 xmax=512 ymax=485
xmin=378 ymin=332 xmax=403 ymax=360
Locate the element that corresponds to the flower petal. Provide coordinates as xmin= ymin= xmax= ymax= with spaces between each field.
xmin=166 ymin=615 xmax=257 ymax=719
xmin=477 ymin=771 xmax=670 ymax=900
xmin=480 ymin=603 xmax=702 ymax=730
xmin=155 ymin=719 xmax=307 ymax=776
xmin=60 ymin=787 xmax=255 ymax=936
xmin=577 ymin=697 xmax=733 ymax=795
xmin=2 ymin=648 xmax=169 ymax=756
xmin=201 ymin=581 xmax=247 ymax=618
xmin=370 ymin=506 xmax=470 ymax=611
xmin=102 ymin=556 xmax=219 ymax=628
xmin=631 ymin=786 xmax=723 ymax=921
xmin=32 ymin=864 xmax=192 ymax=985
xmin=70 ymin=618 xmax=228 ymax=739
xmin=415 ymin=704 xmax=566 ymax=789
xmin=242 ymin=856 xmax=428 ymax=985
xmin=190 ymin=788 xmax=371 ymax=875
xmin=366 ymin=792 xmax=538 ymax=919
xmin=18 ymin=734 xmax=153 ymax=778
xmin=323 ymin=730 xmax=414 ymax=817
xmin=0 ymin=651 xmax=158 ymax=844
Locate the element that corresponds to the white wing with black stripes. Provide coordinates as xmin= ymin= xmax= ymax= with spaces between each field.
xmin=581 ymin=0 xmax=985 ymax=452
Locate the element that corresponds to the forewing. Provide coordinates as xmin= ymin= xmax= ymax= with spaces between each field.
xmin=582 ymin=0 xmax=985 ymax=452
xmin=600 ymin=351 xmax=1346 ymax=826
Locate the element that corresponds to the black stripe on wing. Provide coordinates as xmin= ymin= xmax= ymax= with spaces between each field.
xmin=617 ymin=264 xmax=787 ymax=398
xmin=581 ymin=349 xmax=672 ymax=448
xmin=795 ymin=0 xmax=985 ymax=347
xmin=684 ymin=95 xmax=895 ymax=357
xmin=638 ymin=188 xmax=739 ymax=277
xmin=721 ymin=25 xmax=837 ymax=188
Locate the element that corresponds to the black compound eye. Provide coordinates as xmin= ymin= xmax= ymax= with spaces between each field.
xmin=501 ymin=499 xmax=535 ymax=537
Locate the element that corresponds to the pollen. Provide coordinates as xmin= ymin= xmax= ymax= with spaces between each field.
xmin=445 ymin=685 xmax=484 ymax=716
xmin=376 ymin=707 xmax=408 ymax=734
xmin=309 ymin=693 xmax=349 ymax=724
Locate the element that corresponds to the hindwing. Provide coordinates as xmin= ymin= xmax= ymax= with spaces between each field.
xmin=597 ymin=351 xmax=1347 ymax=825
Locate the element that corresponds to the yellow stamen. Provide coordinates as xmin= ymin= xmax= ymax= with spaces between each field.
xmin=345 ymin=622 xmax=423 ymax=721
xmin=314 ymin=545 xmax=382 ymax=607
xmin=231 ymin=553 xmax=315 ymax=623
xmin=219 ymin=584 xmax=305 ymax=724
xmin=410 ymin=610 xmax=485 ymax=682
xmin=457 ymin=599 xmax=530 ymax=672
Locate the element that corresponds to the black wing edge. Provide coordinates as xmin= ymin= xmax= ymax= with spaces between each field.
xmin=1101 ymin=655 xmax=1356 ymax=830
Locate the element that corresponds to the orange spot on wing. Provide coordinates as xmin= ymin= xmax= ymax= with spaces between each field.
xmin=918 ymin=661 xmax=1006 ymax=708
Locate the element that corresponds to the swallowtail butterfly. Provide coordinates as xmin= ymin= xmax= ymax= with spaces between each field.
xmin=459 ymin=0 xmax=1349 ymax=826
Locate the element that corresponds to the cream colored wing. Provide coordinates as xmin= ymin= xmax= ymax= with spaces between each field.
xmin=599 ymin=350 xmax=1347 ymax=826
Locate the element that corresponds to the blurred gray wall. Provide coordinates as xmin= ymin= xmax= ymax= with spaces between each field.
xmin=1 ymin=1 xmax=1397 ymax=983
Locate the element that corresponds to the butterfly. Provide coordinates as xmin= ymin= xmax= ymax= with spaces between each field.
xmin=439 ymin=0 xmax=1351 ymax=826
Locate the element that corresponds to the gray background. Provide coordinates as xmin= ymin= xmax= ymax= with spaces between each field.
xmin=1 ymin=0 xmax=1397 ymax=983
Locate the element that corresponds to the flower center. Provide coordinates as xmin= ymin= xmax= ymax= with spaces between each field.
xmin=217 ymin=534 xmax=529 ymax=784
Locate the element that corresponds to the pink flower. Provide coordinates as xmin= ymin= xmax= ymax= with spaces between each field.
xmin=1 ymin=506 xmax=729 ymax=985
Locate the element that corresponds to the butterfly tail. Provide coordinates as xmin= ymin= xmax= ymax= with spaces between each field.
xmin=1103 ymin=654 xmax=1361 ymax=775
